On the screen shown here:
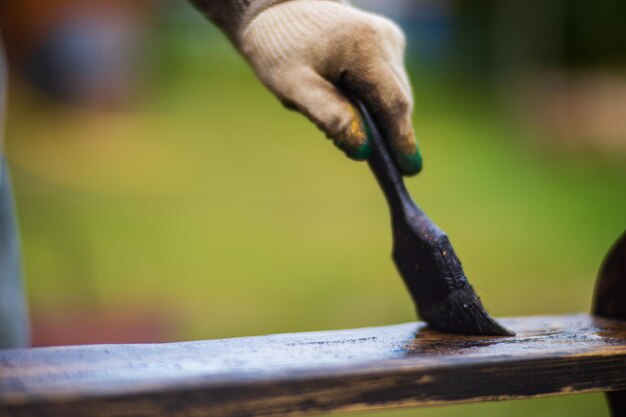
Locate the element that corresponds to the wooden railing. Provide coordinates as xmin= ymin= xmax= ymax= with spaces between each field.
xmin=1 ymin=233 xmax=624 ymax=417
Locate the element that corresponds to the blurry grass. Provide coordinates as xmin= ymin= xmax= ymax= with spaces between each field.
xmin=329 ymin=393 xmax=608 ymax=417
xmin=4 ymin=19 xmax=624 ymax=417
xmin=6 ymin=23 xmax=625 ymax=335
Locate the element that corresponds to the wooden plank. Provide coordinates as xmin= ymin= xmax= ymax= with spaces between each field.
xmin=1 ymin=314 xmax=626 ymax=417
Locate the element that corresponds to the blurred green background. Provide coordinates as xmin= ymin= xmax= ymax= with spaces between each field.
xmin=1 ymin=0 xmax=625 ymax=416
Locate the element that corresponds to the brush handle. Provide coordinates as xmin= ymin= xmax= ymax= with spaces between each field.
xmin=354 ymin=100 xmax=434 ymax=234
xmin=356 ymin=99 xmax=447 ymax=309
xmin=355 ymin=100 xmax=513 ymax=336
xmin=354 ymin=101 xmax=412 ymax=216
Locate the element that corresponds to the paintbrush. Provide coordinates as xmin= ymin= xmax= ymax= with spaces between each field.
xmin=356 ymin=100 xmax=513 ymax=336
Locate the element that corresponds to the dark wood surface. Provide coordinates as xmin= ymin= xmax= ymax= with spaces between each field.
xmin=1 ymin=314 xmax=626 ymax=417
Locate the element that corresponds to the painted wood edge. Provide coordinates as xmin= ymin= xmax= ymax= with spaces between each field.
xmin=2 ymin=316 xmax=626 ymax=417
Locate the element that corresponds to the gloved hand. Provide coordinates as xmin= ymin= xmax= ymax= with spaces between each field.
xmin=191 ymin=0 xmax=422 ymax=175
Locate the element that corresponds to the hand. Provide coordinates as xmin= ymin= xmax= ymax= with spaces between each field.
xmin=192 ymin=0 xmax=422 ymax=175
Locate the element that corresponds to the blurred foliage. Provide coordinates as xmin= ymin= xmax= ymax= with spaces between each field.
xmin=3 ymin=5 xmax=625 ymax=417
xmin=563 ymin=0 xmax=626 ymax=66
xmin=450 ymin=0 xmax=626 ymax=77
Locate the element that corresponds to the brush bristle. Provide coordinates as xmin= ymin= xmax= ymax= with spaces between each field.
xmin=418 ymin=285 xmax=514 ymax=336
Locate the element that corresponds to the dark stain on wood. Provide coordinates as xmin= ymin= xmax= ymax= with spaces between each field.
xmin=1 ymin=314 xmax=626 ymax=417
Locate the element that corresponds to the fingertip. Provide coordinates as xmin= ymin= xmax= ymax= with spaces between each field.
xmin=333 ymin=131 xmax=372 ymax=161
xmin=345 ymin=139 xmax=372 ymax=161
xmin=395 ymin=148 xmax=423 ymax=176
xmin=392 ymin=126 xmax=422 ymax=176
xmin=333 ymin=103 xmax=372 ymax=161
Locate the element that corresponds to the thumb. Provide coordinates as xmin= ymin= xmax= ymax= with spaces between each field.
xmin=272 ymin=68 xmax=371 ymax=160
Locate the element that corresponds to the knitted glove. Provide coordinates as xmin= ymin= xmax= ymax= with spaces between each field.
xmin=191 ymin=0 xmax=422 ymax=175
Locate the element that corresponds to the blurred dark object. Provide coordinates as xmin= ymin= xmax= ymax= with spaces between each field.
xmin=0 ymin=0 xmax=156 ymax=109
xmin=455 ymin=0 xmax=626 ymax=76
xmin=0 ymin=158 xmax=30 ymax=349
xmin=593 ymin=231 xmax=626 ymax=416
xmin=358 ymin=0 xmax=626 ymax=75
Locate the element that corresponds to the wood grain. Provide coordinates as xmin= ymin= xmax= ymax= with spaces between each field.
xmin=1 ymin=314 xmax=626 ymax=417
